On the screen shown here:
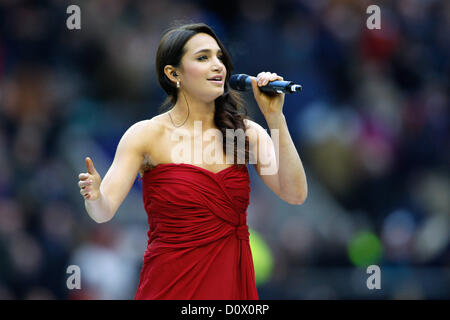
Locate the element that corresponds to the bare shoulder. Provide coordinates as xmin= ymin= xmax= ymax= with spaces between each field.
xmin=119 ymin=117 xmax=164 ymax=155
xmin=133 ymin=116 xmax=165 ymax=135
xmin=137 ymin=114 xmax=173 ymax=167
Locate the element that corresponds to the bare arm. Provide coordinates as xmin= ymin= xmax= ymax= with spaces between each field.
xmin=246 ymin=118 xmax=307 ymax=205
xmin=79 ymin=120 xmax=154 ymax=223
xmin=247 ymin=72 xmax=308 ymax=205
xmin=266 ymin=114 xmax=307 ymax=204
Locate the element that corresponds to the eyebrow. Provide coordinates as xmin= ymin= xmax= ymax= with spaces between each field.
xmin=194 ymin=48 xmax=223 ymax=55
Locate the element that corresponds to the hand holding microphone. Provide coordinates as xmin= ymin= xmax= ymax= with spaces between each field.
xmin=229 ymin=73 xmax=302 ymax=94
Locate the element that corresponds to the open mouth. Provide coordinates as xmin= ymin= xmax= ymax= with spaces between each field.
xmin=207 ymin=75 xmax=224 ymax=84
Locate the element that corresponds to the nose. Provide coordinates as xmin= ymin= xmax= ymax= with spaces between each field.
xmin=212 ymin=64 xmax=224 ymax=76
xmin=212 ymin=57 xmax=224 ymax=71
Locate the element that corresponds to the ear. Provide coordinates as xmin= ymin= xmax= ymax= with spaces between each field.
xmin=164 ymin=65 xmax=178 ymax=85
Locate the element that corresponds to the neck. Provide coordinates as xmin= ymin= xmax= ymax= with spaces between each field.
xmin=170 ymin=91 xmax=216 ymax=129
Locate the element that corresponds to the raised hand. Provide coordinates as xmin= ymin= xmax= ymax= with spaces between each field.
xmin=250 ymin=71 xmax=285 ymax=118
xmin=78 ymin=157 xmax=102 ymax=201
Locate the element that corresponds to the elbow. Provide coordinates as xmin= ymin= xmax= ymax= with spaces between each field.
xmin=93 ymin=214 xmax=114 ymax=224
xmin=280 ymin=178 xmax=308 ymax=205
xmin=286 ymin=191 xmax=307 ymax=206
xmin=288 ymin=197 xmax=306 ymax=205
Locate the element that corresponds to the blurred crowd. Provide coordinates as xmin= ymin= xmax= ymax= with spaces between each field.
xmin=0 ymin=0 xmax=448 ymax=299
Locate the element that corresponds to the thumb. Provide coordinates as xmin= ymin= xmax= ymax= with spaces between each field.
xmin=85 ymin=157 xmax=97 ymax=175
xmin=250 ymin=77 xmax=260 ymax=99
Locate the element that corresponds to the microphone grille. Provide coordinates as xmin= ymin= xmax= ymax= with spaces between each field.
xmin=229 ymin=74 xmax=248 ymax=91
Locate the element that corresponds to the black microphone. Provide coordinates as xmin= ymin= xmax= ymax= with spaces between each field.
xmin=229 ymin=74 xmax=302 ymax=94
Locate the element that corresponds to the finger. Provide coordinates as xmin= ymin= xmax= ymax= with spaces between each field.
xmin=261 ymin=72 xmax=274 ymax=85
xmin=262 ymin=76 xmax=272 ymax=86
xmin=257 ymin=74 xmax=263 ymax=85
xmin=265 ymin=77 xmax=278 ymax=85
xmin=79 ymin=173 xmax=89 ymax=180
xmin=250 ymin=77 xmax=260 ymax=97
xmin=81 ymin=190 xmax=90 ymax=199
xmin=257 ymin=72 xmax=268 ymax=85
xmin=250 ymin=76 xmax=258 ymax=91
xmin=85 ymin=157 xmax=96 ymax=175
xmin=79 ymin=180 xmax=88 ymax=188
xmin=258 ymin=74 xmax=270 ymax=86
xmin=270 ymin=73 xmax=280 ymax=80
xmin=81 ymin=186 xmax=91 ymax=195
xmin=78 ymin=180 xmax=92 ymax=188
xmin=272 ymin=74 xmax=283 ymax=81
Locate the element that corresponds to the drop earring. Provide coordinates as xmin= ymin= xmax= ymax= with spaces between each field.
xmin=176 ymin=80 xmax=180 ymax=88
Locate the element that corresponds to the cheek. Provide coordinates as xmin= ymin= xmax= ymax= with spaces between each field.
xmin=184 ymin=64 xmax=207 ymax=82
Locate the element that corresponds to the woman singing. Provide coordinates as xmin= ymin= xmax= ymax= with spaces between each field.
xmin=77 ymin=23 xmax=307 ymax=300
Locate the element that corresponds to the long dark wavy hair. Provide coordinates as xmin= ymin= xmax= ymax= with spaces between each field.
xmin=155 ymin=22 xmax=250 ymax=168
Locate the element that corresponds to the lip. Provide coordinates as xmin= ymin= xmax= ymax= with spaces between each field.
xmin=207 ymin=75 xmax=224 ymax=81
xmin=208 ymin=79 xmax=224 ymax=85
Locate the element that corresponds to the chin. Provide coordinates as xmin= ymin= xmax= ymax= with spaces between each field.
xmin=213 ymin=93 xmax=224 ymax=101
xmin=203 ymin=90 xmax=224 ymax=102
xmin=215 ymin=87 xmax=225 ymax=96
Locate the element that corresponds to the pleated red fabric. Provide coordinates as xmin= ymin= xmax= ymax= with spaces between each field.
xmin=134 ymin=163 xmax=259 ymax=300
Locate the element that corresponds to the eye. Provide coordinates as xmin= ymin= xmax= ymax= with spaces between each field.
xmin=197 ymin=55 xmax=224 ymax=62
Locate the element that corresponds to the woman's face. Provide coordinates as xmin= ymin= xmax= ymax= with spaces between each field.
xmin=177 ymin=33 xmax=227 ymax=103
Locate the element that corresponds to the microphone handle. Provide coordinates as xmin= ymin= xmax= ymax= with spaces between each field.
xmin=245 ymin=77 xmax=298 ymax=94
xmin=259 ymin=81 xmax=295 ymax=94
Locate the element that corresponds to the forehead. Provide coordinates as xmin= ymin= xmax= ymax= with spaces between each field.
xmin=184 ymin=33 xmax=221 ymax=54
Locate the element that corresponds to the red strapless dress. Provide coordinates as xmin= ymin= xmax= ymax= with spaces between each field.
xmin=134 ymin=163 xmax=259 ymax=300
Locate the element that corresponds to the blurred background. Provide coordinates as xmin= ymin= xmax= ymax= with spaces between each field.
xmin=0 ymin=0 xmax=449 ymax=299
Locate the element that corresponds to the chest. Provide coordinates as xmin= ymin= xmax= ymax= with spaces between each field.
xmin=142 ymin=127 xmax=233 ymax=173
